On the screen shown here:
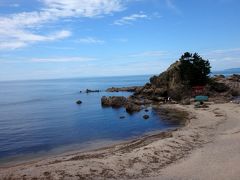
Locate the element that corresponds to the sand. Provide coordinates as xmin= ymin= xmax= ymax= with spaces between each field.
xmin=0 ymin=103 xmax=239 ymax=180
xmin=145 ymin=103 xmax=240 ymax=180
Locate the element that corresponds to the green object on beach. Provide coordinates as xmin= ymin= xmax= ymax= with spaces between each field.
xmin=195 ymin=96 xmax=208 ymax=102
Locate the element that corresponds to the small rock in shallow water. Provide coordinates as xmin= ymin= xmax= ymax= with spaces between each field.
xmin=120 ymin=116 xmax=125 ymax=119
xmin=86 ymin=89 xmax=100 ymax=93
xmin=76 ymin=100 xmax=82 ymax=105
xmin=143 ymin=115 xmax=149 ymax=119
xmin=125 ymin=103 xmax=142 ymax=114
xmin=145 ymin=109 xmax=149 ymax=112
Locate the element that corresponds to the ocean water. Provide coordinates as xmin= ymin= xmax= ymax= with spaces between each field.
xmin=0 ymin=75 xmax=178 ymax=164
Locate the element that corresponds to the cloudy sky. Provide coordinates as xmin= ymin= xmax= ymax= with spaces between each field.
xmin=0 ymin=0 xmax=240 ymax=81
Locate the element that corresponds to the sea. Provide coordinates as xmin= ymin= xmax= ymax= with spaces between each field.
xmin=0 ymin=75 xmax=179 ymax=165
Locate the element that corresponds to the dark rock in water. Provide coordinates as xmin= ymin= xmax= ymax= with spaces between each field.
xmin=145 ymin=109 xmax=149 ymax=112
xmin=86 ymin=89 xmax=100 ymax=93
xmin=125 ymin=102 xmax=142 ymax=114
xmin=76 ymin=100 xmax=82 ymax=105
xmin=143 ymin=115 xmax=149 ymax=119
xmin=101 ymin=96 xmax=127 ymax=108
xmin=120 ymin=116 xmax=125 ymax=119
xmin=79 ymin=91 xmax=82 ymax=93
xmin=106 ymin=86 xmax=143 ymax=92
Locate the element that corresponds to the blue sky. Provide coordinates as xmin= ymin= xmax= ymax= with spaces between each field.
xmin=0 ymin=0 xmax=240 ymax=81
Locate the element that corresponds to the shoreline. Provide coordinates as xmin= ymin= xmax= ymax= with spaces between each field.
xmin=0 ymin=105 xmax=187 ymax=168
xmin=0 ymin=103 xmax=238 ymax=179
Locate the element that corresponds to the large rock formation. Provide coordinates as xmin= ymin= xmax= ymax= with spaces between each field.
xmin=134 ymin=61 xmax=240 ymax=102
xmin=135 ymin=61 xmax=191 ymax=101
xmin=102 ymin=61 xmax=239 ymax=109
xmin=106 ymin=86 xmax=142 ymax=92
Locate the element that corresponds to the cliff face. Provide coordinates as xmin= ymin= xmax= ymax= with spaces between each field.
xmin=136 ymin=61 xmax=191 ymax=100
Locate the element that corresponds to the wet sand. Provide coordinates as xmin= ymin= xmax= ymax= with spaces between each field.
xmin=0 ymin=103 xmax=239 ymax=179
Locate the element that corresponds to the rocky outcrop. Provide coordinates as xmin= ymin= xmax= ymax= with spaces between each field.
xmin=135 ymin=61 xmax=191 ymax=101
xmin=86 ymin=89 xmax=100 ymax=93
xmin=206 ymin=74 xmax=240 ymax=101
xmin=125 ymin=102 xmax=142 ymax=113
xmin=101 ymin=96 xmax=127 ymax=108
xmin=101 ymin=96 xmax=143 ymax=113
xmin=133 ymin=60 xmax=239 ymax=102
xmin=106 ymin=86 xmax=142 ymax=92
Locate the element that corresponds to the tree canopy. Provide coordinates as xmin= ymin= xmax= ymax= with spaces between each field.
xmin=179 ymin=52 xmax=211 ymax=86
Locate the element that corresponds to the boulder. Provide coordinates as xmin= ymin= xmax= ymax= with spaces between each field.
xmin=209 ymin=82 xmax=230 ymax=93
xmin=227 ymin=74 xmax=240 ymax=82
xmin=76 ymin=100 xmax=82 ymax=105
xmin=101 ymin=96 xmax=127 ymax=108
xmin=143 ymin=115 xmax=150 ymax=119
xmin=181 ymin=98 xmax=191 ymax=105
xmin=125 ymin=102 xmax=142 ymax=114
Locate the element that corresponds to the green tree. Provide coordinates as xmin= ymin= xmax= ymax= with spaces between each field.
xmin=179 ymin=52 xmax=211 ymax=86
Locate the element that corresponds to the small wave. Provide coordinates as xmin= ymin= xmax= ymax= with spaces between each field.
xmin=0 ymin=98 xmax=45 ymax=107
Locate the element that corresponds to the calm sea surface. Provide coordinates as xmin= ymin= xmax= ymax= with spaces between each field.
xmin=0 ymin=75 xmax=178 ymax=164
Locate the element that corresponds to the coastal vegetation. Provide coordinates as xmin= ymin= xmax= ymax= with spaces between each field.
xmin=179 ymin=52 xmax=211 ymax=86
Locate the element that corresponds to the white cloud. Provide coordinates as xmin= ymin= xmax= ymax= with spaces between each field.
xmin=0 ymin=0 xmax=124 ymax=50
xmin=114 ymin=13 xmax=148 ymax=25
xmin=77 ymin=37 xmax=105 ymax=44
xmin=129 ymin=51 xmax=168 ymax=57
xmin=202 ymin=48 xmax=240 ymax=70
xmin=31 ymin=56 xmax=96 ymax=63
xmin=42 ymin=0 xmax=123 ymax=17
xmin=0 ymin=42 xmax=27 ymax=50
xmin=165 ymin=0 xmax=182 ymax=15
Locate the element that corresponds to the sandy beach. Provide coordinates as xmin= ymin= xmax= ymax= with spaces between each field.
xmin=0 ymin=102 xmax=239 ymax=179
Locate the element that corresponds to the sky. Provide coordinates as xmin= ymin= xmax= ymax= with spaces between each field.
xmin=0 ymin=0 xmax=240 ymax=81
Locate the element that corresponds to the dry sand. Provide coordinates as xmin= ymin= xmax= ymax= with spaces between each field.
xmin=0 ymin=103 xmax=239 ymax=180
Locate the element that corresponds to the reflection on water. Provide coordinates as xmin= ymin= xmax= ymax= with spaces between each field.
xmin=0 ymin=75 xmax=177 ymax=164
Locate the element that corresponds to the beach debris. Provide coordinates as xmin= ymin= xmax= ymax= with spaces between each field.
xmin=143 ymin=115 xmax=150 ymax=119
xmin=76 ymin=100 xmax=82 ymax=105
